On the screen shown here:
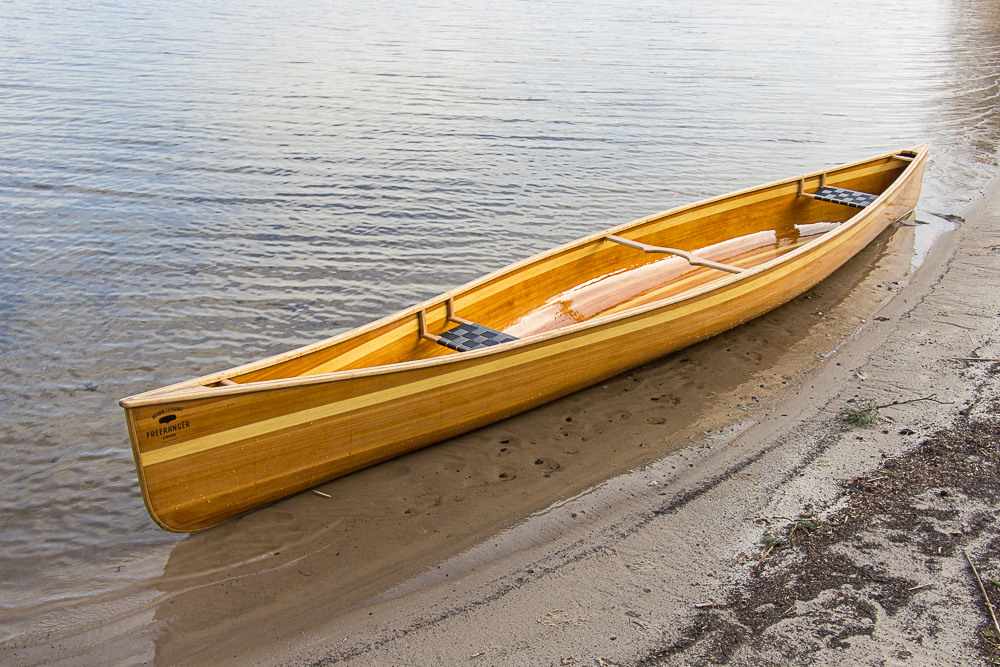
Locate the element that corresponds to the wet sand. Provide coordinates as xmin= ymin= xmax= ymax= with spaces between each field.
xmin=4 ymin=173 xmax=996 ymax=665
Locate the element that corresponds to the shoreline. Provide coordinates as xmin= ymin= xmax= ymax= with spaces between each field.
xmin=5 ymin=169 xmax=997 ymax=666
xmin=257 ymin=171 xmax=1000 ymax=666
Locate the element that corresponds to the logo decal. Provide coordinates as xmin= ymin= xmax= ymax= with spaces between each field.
xmin=147 ymin=407 xmax=190 ymax=441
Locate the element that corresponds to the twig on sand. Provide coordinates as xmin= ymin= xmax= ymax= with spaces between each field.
xmin=949 ymin=357 xmax=1000 ymax=362
xmin=312 ymin=490 xmax=331 ymax=498
xmin=908 ymin=583 xmax=934 ymax=592
xmin=841 ymin=394 xmax=950 ymax=427
xmin=965 ymin=549 xmax=1000 ymax=640
xmin=756 ymin=545 xmax=776 ymax=568
xmin=876 ymin=394 xmax=952 ymax=409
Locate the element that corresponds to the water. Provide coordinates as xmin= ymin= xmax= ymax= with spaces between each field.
xmin=1 ymin=0 xmax=998 ymax=650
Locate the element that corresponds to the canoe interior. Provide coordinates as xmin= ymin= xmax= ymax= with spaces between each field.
xmin=223 ymin=156 xmax=909 ymax=385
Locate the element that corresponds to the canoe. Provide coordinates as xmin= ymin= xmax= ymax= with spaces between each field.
xmin=121 ymin=145 xmax=928 ymax=532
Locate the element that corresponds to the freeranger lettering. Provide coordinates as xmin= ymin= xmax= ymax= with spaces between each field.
xmin=147 ymin=420 xmax=190 ymax=439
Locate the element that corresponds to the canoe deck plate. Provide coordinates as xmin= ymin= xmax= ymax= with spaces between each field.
xmin=812 ymin=186 xmax=878 ymax=209
xmin=436 ymin=322 xmax=519 ymax=352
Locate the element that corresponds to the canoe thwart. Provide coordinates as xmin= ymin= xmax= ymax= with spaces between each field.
xmin=604 ymin=235 xmax=746 ymax=274
xmin=419 ymin=297 xmax=519 ymax=351
xmin=219 ymin=378 xmax=238 ymax=386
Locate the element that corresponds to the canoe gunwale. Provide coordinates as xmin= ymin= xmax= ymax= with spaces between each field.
xmin=119 ymin=145 xmax=928 ymax=410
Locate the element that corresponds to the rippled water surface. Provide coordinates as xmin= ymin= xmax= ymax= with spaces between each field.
xmin=2 ymin=0 xmax=999 ymax=636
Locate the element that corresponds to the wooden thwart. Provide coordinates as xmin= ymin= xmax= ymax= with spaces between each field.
xmin=605 ymin=235 xmax=746 ymax=274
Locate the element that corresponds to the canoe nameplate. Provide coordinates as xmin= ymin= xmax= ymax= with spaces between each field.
xmin=146 ymin=407 xmax=191 ymax=442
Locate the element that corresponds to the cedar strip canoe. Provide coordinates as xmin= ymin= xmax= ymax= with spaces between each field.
xmin=121 ymin=145 xmax=928 ymax=532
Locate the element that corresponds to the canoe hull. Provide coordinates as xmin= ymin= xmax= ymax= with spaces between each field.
xmin=123 ymin=148 xmax=926 ymax=532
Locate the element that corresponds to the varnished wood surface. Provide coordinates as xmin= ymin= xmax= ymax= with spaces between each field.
xmin=121 ymin=146 xmax=928 ymax=531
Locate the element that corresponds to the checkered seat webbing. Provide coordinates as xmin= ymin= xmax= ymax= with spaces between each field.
xmin=811 ymin=186 xmax=879 ymax=209
xmin=436 ymin=322 xmax=519 ymax=352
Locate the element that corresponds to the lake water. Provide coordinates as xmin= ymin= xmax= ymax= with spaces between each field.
xmin=2 ymin=0 xmax=999 ymax=654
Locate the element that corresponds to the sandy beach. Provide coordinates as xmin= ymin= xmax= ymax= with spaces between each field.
xmin=231 ymin=172 xmax=1000 ymax=665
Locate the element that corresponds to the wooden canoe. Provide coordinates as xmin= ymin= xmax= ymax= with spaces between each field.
xmin=121 ymin=145 xmax=928 ymax=532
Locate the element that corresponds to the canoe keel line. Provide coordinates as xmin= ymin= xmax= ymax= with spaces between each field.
xmin=121 ymin=146 xmax=928 ymax=531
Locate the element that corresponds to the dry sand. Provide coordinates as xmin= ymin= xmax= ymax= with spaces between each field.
xmin=5 ymin=172 xmax=999 ymax=667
